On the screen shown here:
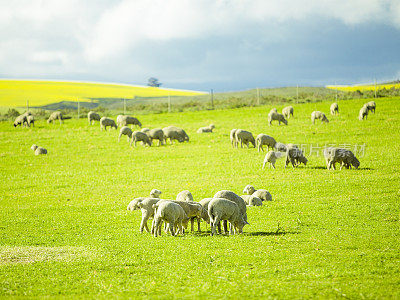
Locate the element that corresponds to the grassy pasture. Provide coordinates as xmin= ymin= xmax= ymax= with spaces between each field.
xmin=0 ymin=97 xmax=399 ymax=298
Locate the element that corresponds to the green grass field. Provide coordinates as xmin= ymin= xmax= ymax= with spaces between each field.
xmin=1 ymin=97 xmax=399 ymax=298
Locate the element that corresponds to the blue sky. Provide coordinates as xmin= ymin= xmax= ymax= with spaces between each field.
xmin=1 ymin=0 xmax=400 ymax=92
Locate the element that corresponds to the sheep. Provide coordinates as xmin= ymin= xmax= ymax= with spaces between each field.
xmin=275 ymin=142 xmax=287 ymax=152
xmin=176 ymin=190 xmax=194 ymax=202
xmin=208 ymin=198 xmax=248 ymax=236
xmin=118 ymin=115 xmax=142 ymax=128
xmin=131 ymin=131 xmax=152 ymax=147
xmin=311 ymin=111 xmax=329 ymax=124
xmin=134 ymin=198 xmax=161 ymax=232
xmin=13 ymin=115 xmax=28 ymax=127
xmin=235 ymin=129 xmax=256 ymax=148
xmin=241 ymin=195 xmax=263 ymax=206
xmin=27 ymin=115 xmax=34 ymax=127
xmin=242 ymin=185 xmax=272 ymax=201
xmin=330 ymin=103 xmax=339 ymax=115
xmin=47 ymin=111 xmax=63 ymax=124
xmin=213 ymin=190 xmax=247 ymax=223
xmin=197 ymin=124 xmax=215 ymax=133
xmin=162 ymin=126 xmax=189 ymax=144
xmin=173 ymin=200 xmax=204 ymax=232
xmin=31 ymin=144 xmax=47 ymax=155
xmin=262 ymin=151 xmax=285 ymax=169
xmin=88 ymin=111 xmax=101 ymax=125
xmin=285 ymin=144 xmax=308 ymax=168
xmin=150 ymin=189 xmax=162 ymax=198
xmin=118 ymin=126 xmax=133 ymax=142
xmin=152 ymin=201 xmax=188 ymax=236
xmin=268 ymin=112 xmax=288 ymax=126
xmin=366 ymin=101 xmax=376 ymax=113
xmin=148 ymin=128 xmax=166 ymax=146
xmin=256 ymin=134 xmax=276 ymax=152
xmin=359 ymin=105 xmax=368 ymax=120
xmin=324 ymin=147 xmax=360 ymax=170
xmin=126 ymin=190 xmax=161 ymax=212
xmin=282 ymin=106 xmax=294 ymax=119
xmin=100 ymin=117 xmax=117 ymax=130
xmin=230 ymin=129 xmax=238 ymax=148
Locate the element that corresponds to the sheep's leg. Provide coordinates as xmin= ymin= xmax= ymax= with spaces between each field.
xmin=229 ymin=223 xmax=234 ymax=235
xmin=217 ymin=221 xmax=222 ymax=234
xmin=285 ymin=157 xmax=289 ymax=168
xmin=197 ymin=217 xmax=201 ymax=232
xmin=118 ymin=133 xmax=122 ymax=142
xmin=153 ymin=218 xmax=160 ymax=237
xmin=223 ymin=220 xmax=228 ymax=234
xmin=291 ymin=157 xmax=296 ymax=168
xmin=211 ymin=217 xmax=220 ymax=236
xmin=272 ymin=162 xmax=276 ymax=169
xmin=140 ymin=214 xmax=148 ymax=233
xmin=190 ymin=218 xmax=195 ymax=232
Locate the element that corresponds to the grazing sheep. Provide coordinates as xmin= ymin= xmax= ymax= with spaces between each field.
xmin=324 ymin=147 xmax=360 ymax=170
xmin=88 ymin=111 xmax=101 ymax=125
xmin=176 ymin=190 xmax=194 ymax=202
xmin=241 ymin=195 xmax=263 ymax=206
xmin=235 ymin=129 xmax=256 ymax=148
xmin=148 ymin=128 xmax=165 ymax=146
xmin=126 ymin=190 xmax=161 ymax=212
xmin=230 ymin=129 xmax=238 ymax=148
xmin=311 ymin=111 xmax=329 ymax=124
xmin=285 ymin=144 xmax=308 ymax=168
xmin=208 ymin=198 xmax=248 ymax=236
xmin=366 ymin=101 xmax=376 ymax=113
xmin=100 ymin=117 xmax=117 ymax=130
xmin=330 ymin=103 xmax=339 ymax=115
xmin=173 ymin=200 xmax=204 ymax=232
xmin=31 ymin=144 xmax=47 ymax=155
xmin=150 ymin=189 xmax=162 ymax=198
xmin=162 ymin=126 xmax=189 ymax=144
xmin=135 ymin=198 xmax=161 ymax=232
xmin=256 ymin=134 xmax=276 ymax=152
xmin=27 ymin=115 xmax=34 ymax=127
xmin=282 ymin=106 xmax=294 ymax=119
xmin=131 ymin=131 xmax=152 ymax=147
xmin=152 ymin=201 xmax=188 ymax=237
xmin=198 ymin=198 xmax=213 ymax=225
xmin=243 ymin=185 xmax=272 ymax=201
xmin=197 ymin=124 xmax=215 ymax=133
xmin=118 ymin=126 xmax=133 ymax=142
xmin=47 ymin=111 xmax=63 ymax=124
xmin=359 ymin=105 xmax=368 ymax=120
xmin=213 ymin=190 xmax=247 ymax=223
xmin=262 ymin=151 xmax=285 ymax=169
xmin=13 ymin=115 xmax=28 ymax=127
xmin=118 ymin=115 xmax=142 ymax=128
xmin=275 ymin=142 xmax=287 ymax=152
xmin=268 ymin=112 xmax=288 ymax=126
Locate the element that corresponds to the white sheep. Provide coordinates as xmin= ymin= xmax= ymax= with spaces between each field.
xmin=359 ymin=105 xmax=368 ymax=120
xmin=176 ymin=190 xmax=194 ymax=202
xmin=311 ymin=111 xmax=329 ymax=124
xmin=135 ymin=198 xmax=161 ymax=232
xmin=118 ymin=115 xmax=142 ymax=128
xmin=197 ymin=124 xmax=215 ymax=133
xmin=235 ymin=129 xmax=256 ymax=148
xmin=324 ymin=147 xmax=360 ymax=170
xmin=282 ymin=106 xmax=294 ymax=119
xmin=47 ymin=111 xmax=63 ymax=124
xmin=126 ymin=190 xmax=162 ymax=212
xmin=148 ymin=128 xmax=165 ymax=146
xmin=242 ymin=185 xmax=272 ymax=201
xmin=100 ymin=117 xmax=117 ymax=130
xmin=262 ymin=151 xmax=285 ymax=169
xmin=13 ymin=114 xmax=28 ymax=127
xmin=118 ymin=126 xmax=133 ymax=142
xmin=366 ymin=101 xmax=376 ymax=113
xmin=230 ymin=129 xmax=238 ymax=148
xmin=31 ymin=144 xmax=47 ymax=155
xmin=268 ymin=112 xmax=288 ymax=126
xmin=152 ymin=201 xmax=188 ymax=237
xmin=162 ymin=126 xmax=189 ymax=144
xmin=256 ymin=134 xmax=276 ymax=152
xmin=213 ymin=190 xmax=247 ymax=223
xmin=208 ymin=198 xmax=248 ymax=236
xmin=88 ymin=111 xmax=100 ymax=125
xmin=330 ymin=103 xmax=339 ymax=115
xmin=241 ymin=195 xmax=263 ymax=206
xmin=131 ymin=131 xmax=152 ymax=147
xmin=285 ymin=144 xmax=308 ymax=168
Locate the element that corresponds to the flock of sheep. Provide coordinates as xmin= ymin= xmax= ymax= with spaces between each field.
xmin=127 ymin=185 xmax=271 ymax=236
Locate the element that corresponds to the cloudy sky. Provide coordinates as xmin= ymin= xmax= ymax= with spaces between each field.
xmin=1 ymin=0 xmax=400 ymax=91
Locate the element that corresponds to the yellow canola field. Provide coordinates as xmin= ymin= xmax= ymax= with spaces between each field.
xmin=326 ymin=83 xmax=400 ymax=92
xmin=0 ymin=80 xmax=206 ymax=107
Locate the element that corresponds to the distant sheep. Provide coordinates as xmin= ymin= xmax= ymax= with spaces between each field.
xmin=88 ymin=111 xmax=100 ymax=125
xmin=256 ymin=134 xmax=276 ymax=152
xmin=31 ymin=144 xmax=47 ymax=155
xmin=131 ymin=131 xmax=152 ymax=147
xmin=358 ymin=105 xmax=368 ymax=120
xmin=311 ymin=111 xmax=329 ymax=124
xmin=213 ymin=190 xmax=247 ymax=223
xmin=148 ymin=128 xmax=165 ymax=146
xmin=13 ymin=115 xmax=28 ymax=127
xmin=324 ymin=147 xmax=360 ymax=170
xmin=285 ymin=144 xmax=308 ymax=168
xmin=197 ymin=124 xmax=215 ymax=133
xmin=118 ymin=126 xmax=133 ymax=142
xmin=100 ymin=117 xmax=117 ymax=130
xmin=262 ymin=151 xmax=285 ymax=169
xmin=235 ymin=129 xmax=256 ymax=148
xmin=152 ymin=200 xmax=188 ymax=237
xmin=268 ymin=112 xmax=288 ymax=126
xmin=282 ymin=106 xmax=294 ymax=119
xmin=241 ymin=195 xmax=263 ymax=206
xmin=176 ymin=190 xmax=194 ymax=202
xmin=330 ymin=103 xmax=339 ymax=115
xmin=162 ymin=126 xmax=189 ymax=144
xmin=47 ymin=111 xmax=63 ymax=124
xmin=230 ymin=129 xmax=238 ymax=148
xmin=118 ymin=115 xmax=142 ymax=128
xmin=366 ymin=101 xmax=376 ymax=113
xmin=243 ymin=185 xmax=272 ymax=201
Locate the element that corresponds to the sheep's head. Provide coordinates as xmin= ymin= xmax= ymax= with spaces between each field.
xmin=31 ymin=144 xmax=38 ymax=151
xmin=299 ymin=156 xmax=308 ymax=166
xmin=243 ymin=185 xmax=256 ymax=195
xmin=127 ymin=198 xmax=142 ymax=211
xmin=209 ymin=124 xmax=215 ymax=130
xmin=150 ymin=189 xmax=162 ymax=198
xmin=283 ymin=118 xmax=288 ymax=125
xmin=351 ymin=157 xmax=360 ymax=169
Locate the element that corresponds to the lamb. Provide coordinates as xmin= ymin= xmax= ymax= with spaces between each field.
xmin=173 ymin=200 xmax=204 ymax=232
xmin=152 ymin=201 xmax=188 ymax=237
xmin=230 ymin=129 xmax=238 ymax=148
xmin=311 ymin=111 xmax=329 ymax=124
xmin=31 ymin=144 xmax=47 ymax=155
xmin=213 ymin=190 xmax=247 ymax=223
xmin=27 ymin=115 xmax=34 ymax=127
xmin=135 ymin=198 xmax=161 ymax=232
xmin=118 ymin=126 xmax=133 ymax=142
xmin=282 ymin=106 xmax=294 ymax=119
xmin=126 ymin=190 xmax=162 ymax=211
xmin=285 ymin=144 xmax=308 ymax=168
xmin=100 ymin=117 xmax=117 ymax=130
xmin=359 ymin=105 xmax=368 ymax=120
xmin=162 ymin=126 xmax=189 ymax=144
xmin=324 ymin=147 xmax=360 ymax=170
xmin=366 ymin=101 xmax=376 ymax=113
xmin=330 ymin=103 xmax=339 ymax=115
xmin=88 ymin=111 xmax=101 ymax=125
xmin=268 ymin=112 xmax=288 ymax=126
xmin=118 ymin=115 xmax=142 ymax=128
xmin=256 ymin=134 xmax=276 ymax=152
xmin=131 ymin=131 xmax=152 ymax=147
xmin=262 ymin=151 xmax=285 ymax=169
xmin=197 ymin=124 xmax=215 ymax=133
xmin=13 ymin=115 xmax=28 ymax=127
xmin=242 ymin=185 xmax=272 ymax=201
xmin=241 ymin=195 xmax=263 ymax=206
xmin=47 ymin=111 xmax=63 ymax=124
xmin=176 ymin=190 xmax=194 ymax=202
xmin=208 ymin=198 xmax=248 ymax=236
xmin=148 ymin=128 xmax=166 ymax=146
xmin=235 ymin=129 xmax=256 ymax=148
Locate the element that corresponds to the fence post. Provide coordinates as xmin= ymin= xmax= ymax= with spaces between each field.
xmin=210 ymin=89 xmax=214 ymax=109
